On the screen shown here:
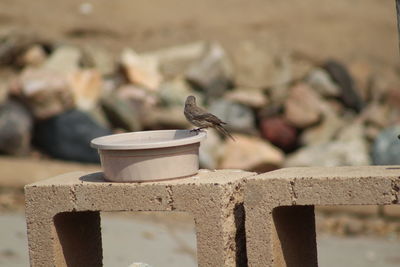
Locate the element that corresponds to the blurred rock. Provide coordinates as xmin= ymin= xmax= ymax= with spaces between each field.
xmin=208 ymin=99 xmax=256 ymax=134
xmin=260 ymin=117 xmax=298 ymax=152
xmin=186 ymin=42 xmax=233 ymax=99
xmin=289 ymin=53 xmax=315 ymax=81
xmin=323 ymin=60 xmax=365 ymax=112
xmin=267 ymin=55 xmax=292 ymax=104
xmin=286 ymin=123 xmax=370 ymax=167
xmin=101 ymin=93 xmax=142 ymax=131
xmin=306 ymin=68 xmax=340 ymax=97
xmin=360 ymin=103 xmax=390 ymax=128
xmin=34 ymin=109 xmax=111 ymax=163
xmin=371 ymin=125 xmax=400 ymax=165
xmin=158 ymin=78 xmax=196 ymax=107
xmin=0 ymin=28 xmax=41 ymax=66
xmin=85 ymin=104 xmax=111 ymax=129
xmin=0 ymin=100 xmax=32 ymax=155
xmin=220 ymin=134 xmax=284 ymax=172
xmin=199 ymin=128 xmax=222 ymax=169
xmin=117 ymin=85 xmax=158 ymax=109
xmin=300 ymin=111 xmax=345 ymax=146
xmin=232 ymin=40 xmax=281 ymax=88
xmin=364 ymin=124 xmax=381 ymax=142
xmin=44 ymin=46 xmax=81 ymax=73
xmin=284 ymin=83 xmax=323 ymax=128
xmin=14 ymin=69 xmax=74 ymax=119
xmin=68 ymin=69 xmax=102 ymax=111
xmin=225 ymin=88 xmax=268 ymax=108
xmin=19 ymin=45 xmax=47 ymax=67
xmin=143 ymin=106 xmax=189 ymax=129
xmin=0 ymin=75 xmax=10 ymax=104
xmin=120 ymin=48 xmax=162 ymax=90
xmin=142 ymin=41 xmax=206 ymax=78
xmin=348 ymin=61 xmax=372 ymax=101
xmin=81 ymin=46 xmax=115 ymax=76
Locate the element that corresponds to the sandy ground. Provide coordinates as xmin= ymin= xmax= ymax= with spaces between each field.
xmin=1 ymin=211 xmax=400 ymax=267
xmin=0 ymin=0 xmax=398 ymax=69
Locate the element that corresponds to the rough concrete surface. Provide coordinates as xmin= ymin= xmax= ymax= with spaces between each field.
xmin=24 ymin=169 xmax=254 ymax=266
xmin=244 ymin=166 xmax=400 ymax=267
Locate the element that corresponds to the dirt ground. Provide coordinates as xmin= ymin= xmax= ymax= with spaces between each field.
xmin=0 ymin=0 xmax=398 ymax=68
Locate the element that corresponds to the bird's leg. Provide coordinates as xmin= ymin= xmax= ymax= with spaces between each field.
xmin=190 ymin=127 xmax=206 ymax=133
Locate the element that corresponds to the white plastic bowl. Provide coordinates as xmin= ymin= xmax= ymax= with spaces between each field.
xmin=91 ymin=129 xmax=206 ymax=182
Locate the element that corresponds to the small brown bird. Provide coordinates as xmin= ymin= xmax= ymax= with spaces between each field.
xmin=184 ymin=95 xmax=235 ymax=141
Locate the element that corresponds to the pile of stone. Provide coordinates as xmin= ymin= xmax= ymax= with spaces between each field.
xmin=1 ymin=29 xmax=400 ymax=169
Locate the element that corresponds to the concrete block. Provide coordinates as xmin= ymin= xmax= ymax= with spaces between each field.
xmin=244 ymin=166 xmax=400 ymax=267
xmin=25 ymin=169 xmax=254 ymax=267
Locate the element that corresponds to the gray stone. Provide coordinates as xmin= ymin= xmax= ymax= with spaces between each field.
xmin=158 ymin=78 xmax=199 ymax=107
xmin=101 ymin=93 xmax=142 ymax=132
xmin=306 ymin=68 xmax=340 ymax=97
xmin=81 ymin=45 xmax=115 ymax=76
xmin=142 ymin=106 xmax=190 ymax=129
xmin=371 ymin=125 xmax=400 ymax=165
xmin=44 ymin=46 xmax=81 ymax=73
xmin=0 ymin=100 xmax=32 ymax=155
xmin=225 ymin=87 xmax=268 ymax=108
xmin=286 ymin=123 xmax=370 ymax=167
xmin=185 ymin=42 xmax=233 ymax=99
xmin=208 ymin=99 xmax=256 ymax=134
xmin=142 ymin=41 xmax=207 ymax=78
xmin=300 ymin=109 xmax=346 ymax=146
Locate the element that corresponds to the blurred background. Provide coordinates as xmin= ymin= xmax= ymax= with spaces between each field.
xmin=1 ymin=0 xmax=400 ymax=266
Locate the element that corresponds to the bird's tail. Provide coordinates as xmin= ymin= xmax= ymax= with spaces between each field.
xmin=215 ymin=124 xmax=235 ymax=141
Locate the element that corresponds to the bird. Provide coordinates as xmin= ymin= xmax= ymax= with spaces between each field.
xmin=184 ymin=95 xmax=235 ymax=141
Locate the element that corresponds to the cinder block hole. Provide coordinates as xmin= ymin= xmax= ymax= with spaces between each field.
xmin=272 ymin=205 xmax=317 ymax=267
xmin=315 ymin=205 xmax=400 ymax=267
xmin=100 ymin=211 xmax=197 ymax=267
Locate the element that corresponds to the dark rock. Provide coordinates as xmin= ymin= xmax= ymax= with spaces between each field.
xmin=260 ymin=117 xmax=298 ymax=152
xmin=372 ymin=125 xmax=400 ymax=165
xmin=322 ymin=60 xmax=365 ymax=112
xmin=0 ymin=100 xmax=32 ymax=155
xmin=33 ymin=109 xmax=112 ymax=163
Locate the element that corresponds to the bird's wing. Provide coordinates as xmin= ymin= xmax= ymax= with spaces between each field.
xmin=195 ymin=113 xmax=225 ymax=124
